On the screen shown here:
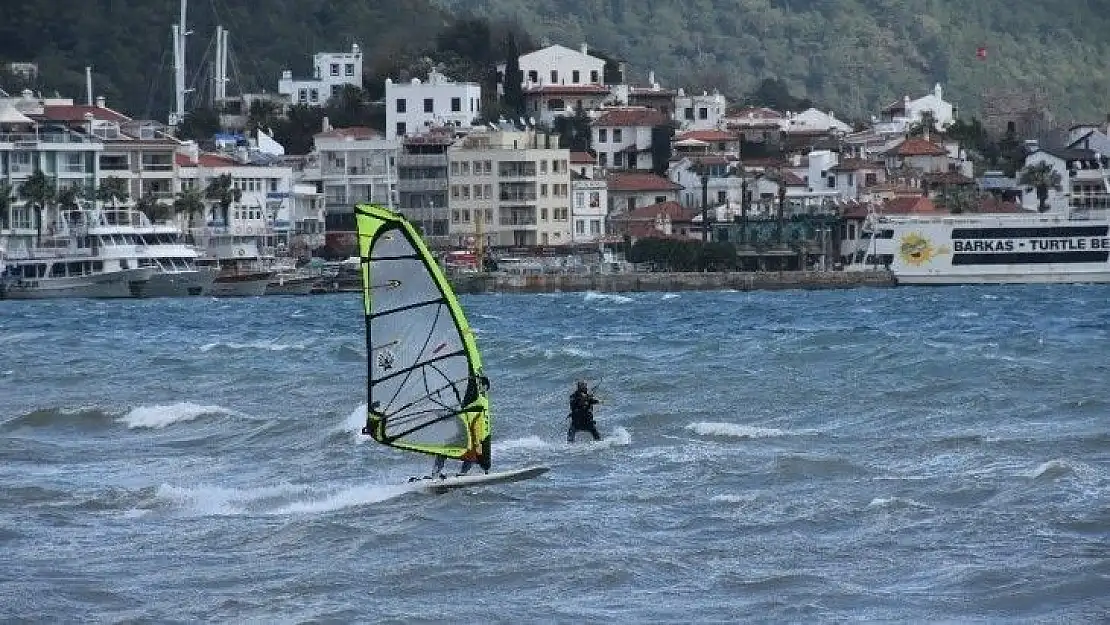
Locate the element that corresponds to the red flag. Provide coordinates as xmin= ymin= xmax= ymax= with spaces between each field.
xmin=976 ymin=46 xmax=987 ymax=59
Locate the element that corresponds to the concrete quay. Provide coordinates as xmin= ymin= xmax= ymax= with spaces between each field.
xmin=447 ymin=270 xmax=896 ymax=294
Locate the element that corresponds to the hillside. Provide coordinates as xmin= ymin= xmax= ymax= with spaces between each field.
xmin=0 ymin=0 xmax=454 ymax=119
xmin=432 ymin=0 xmax=1110 ymax=123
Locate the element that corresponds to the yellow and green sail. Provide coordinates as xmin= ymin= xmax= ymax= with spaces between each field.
xmin=354 ymin=203 xmax=491 ymax=469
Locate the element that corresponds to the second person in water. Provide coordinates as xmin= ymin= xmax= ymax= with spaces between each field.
xmin=567 ymin=380 xmax=602 ymax=442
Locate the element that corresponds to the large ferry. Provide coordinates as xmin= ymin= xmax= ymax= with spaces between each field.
xmin=850 ymin=212 xmax=1110 ymax=284
xmin=849 ymin=148 xmax=1110 ymax=284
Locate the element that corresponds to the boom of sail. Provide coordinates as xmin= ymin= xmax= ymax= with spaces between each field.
xmin=355 ymin=203 xmax=491 ymax=469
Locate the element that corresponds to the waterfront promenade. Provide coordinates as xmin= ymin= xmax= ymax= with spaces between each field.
xmin=446 ymin=270 xmax=896 ymax=294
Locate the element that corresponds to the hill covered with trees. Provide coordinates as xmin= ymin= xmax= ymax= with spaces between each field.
xmin=432 ymin=0 xmax=1110 ymax=123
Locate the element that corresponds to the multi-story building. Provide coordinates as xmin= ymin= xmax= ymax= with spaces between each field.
xmin=174 ymin=143 xmax=296 ymax=235
xmin=591 ymin=107 xmax=670 ymax=171
xmin=0 ymin=94 xmax=103 ymax=235
xmin=396 ymin=130 xmax=453 ymax=246
xmin=385 ymin=70 xmax=482 ymax=141
xmin=311 ymin=127 xmax=399 ymax=234
xmin=496 ymin=43 xmax=605 ymax=95
xmin=571 ymin=169 xmax=607 ymax=244
xmin=674 ymin=89 xmax=727 ymax=131
xmin=446 ymin=129 xmax=572 ymax=247
xmin=278 ymin=44 xmax=364 ymax=106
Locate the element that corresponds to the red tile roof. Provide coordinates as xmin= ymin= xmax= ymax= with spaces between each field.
xmin=593 ymin=107 xmax=671 ymax=128
xmin=570 ymin=151 xmax=595 ymax=164
xmin=839 ymin=201 xmax=877 ymax=219
xmin=883 ymin=195 xmax=941 ymax=214
xmin=889 ymin=137 xmax=947 ymax=157
xmin=315 ymin=127 xmax=382 ymax=139
xmin=780 ymin=171 xmax=807 ymax=187
xmin=605 ymin=172 xmax=682 ymax=192
xmin=974 ymin=197 xmax=1024 ymax=213
xmin=619 ymin=200 xmax=698 ymax=222
xmin=523 ymin=85 xmax=610 ymax=95
xmin=676 ymin=130 xmax=738 ymax=143
xmin=38 ymin=104 xmax=130 ymax=123
xmin=175 ymin=152 xmax=240 ymax=167
xmin=830 ymin=158 xmax=882 ymax=172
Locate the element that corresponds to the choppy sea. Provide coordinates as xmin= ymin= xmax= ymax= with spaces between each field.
xmin=1 ymin=286 xmax=1108 ymax=623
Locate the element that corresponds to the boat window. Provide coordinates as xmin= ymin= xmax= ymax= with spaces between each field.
xmin=120 ymin=259 xmax=129 ymax=270
xmin=67 ymin=262 xmax=83 ymax=275
xmin=51 ymin=263 xmax=65 ymax=277
xmin=93 ymin=261 xmax=103 ymax=272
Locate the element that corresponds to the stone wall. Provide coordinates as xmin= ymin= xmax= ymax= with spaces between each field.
xmin=449 ymin=271 xmax=895 ymax=294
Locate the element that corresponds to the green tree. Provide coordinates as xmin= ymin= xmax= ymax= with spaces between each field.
xmin=1018 ymin=162 xmax=1063 ymax=212
xmin=650 ymin=123 xmax=675 ymax=176
xmin=173 ymin=187 xmax=207 ymax=231
xmin=0 ymin=181 xmax=13 ymax=230
xmin=18 ymin=169 xmax=55 ymax=245
xmin=553 ymin=103 xmax=592 ymax=152
xmin=204 ymin=174 xmax=241 ymax=226
xmin=134 ymin=193 xmax=169 ymax=222
xmin=501 ymin=33 xmax=525 ymax=119
xmin=177 ymin=107 xmax=221 ymax=141
xmin=96 ymin=176 xmax=130 ymax=204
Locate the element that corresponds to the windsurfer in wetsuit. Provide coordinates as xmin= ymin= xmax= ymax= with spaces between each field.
xmin=567 ymin=380 xmax=602 ymax=442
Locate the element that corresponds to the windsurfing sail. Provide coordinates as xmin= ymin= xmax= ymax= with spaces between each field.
xmin=354 ymin=203 xmax=492 ymax=470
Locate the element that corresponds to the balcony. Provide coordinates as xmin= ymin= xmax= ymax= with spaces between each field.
xmin=499 ymin=193 xmax=537 ymax=201
xmin=398 ymin=154 xmax=447 ymax=166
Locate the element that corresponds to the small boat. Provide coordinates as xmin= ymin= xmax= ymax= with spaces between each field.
xmin=353 ymin=203 xmax=548 ymax=489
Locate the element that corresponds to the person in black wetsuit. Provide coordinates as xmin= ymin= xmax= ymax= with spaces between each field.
xmin=567 ymin=380 xmax=601 ymax=442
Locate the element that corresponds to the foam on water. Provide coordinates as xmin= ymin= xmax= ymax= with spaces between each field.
xmin=117 ymin=402 xmax=235 ymax=429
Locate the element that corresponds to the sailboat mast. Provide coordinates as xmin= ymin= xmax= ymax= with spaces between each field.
xmin=172 ymin=0 xmax=189 ymax=125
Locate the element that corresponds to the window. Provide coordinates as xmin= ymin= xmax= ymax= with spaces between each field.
xmin=654 ymin=195 xmax=667 ymax=204
xmin=599 ymin=153 xmax=607 ymax=166
xmin=550 ymin=70 xmax=558 ymax=84
xmin=590 ymin=70 xmax=599 ymax=83
xmin=298 ymin=88 xmax=308 ymax=103
xmin=717 ymin=191 xmax=727 ymax=203
xmin=540 ymin=160 xmax=548 ymax=174
xmin=541 ymin=184 xmax=548 ymax=198
xmin=575 ymin=192 xmax=585 ymax=208
xmin=330 ymin=63 xmax=340 ymax=76
xmin=598 ymin=129 xmax=608 ymax=143
xmin=451 ymin=185 xmax=460 ymax=199
xmin=827 ymin=176 xmax=836 ymax=188
xmin=684 ymin=107 xmax=694 ymax=120
xmin=612 ymin=129 xmax=622 ymax=142
xmin=396 ymin=122 xmax=406 ymax=137
xmin=576 ymin=220 xmax=585 ymax=234
xmin=310 ymin=89 xmax=319 ymax=103
xmin=614 ymin=152 xmax=624 ymax=167
xmin=527 ymin=70 xmax=538 ymax=83
xmin=572 ymin=70 xmax=580 ymax=83
xmin=462 ymin=186 xmax=470 ymax=199
xmin=424 ymin=98 xmax=434 ymax=113
xmin=541 ymin=208 xmax=548 ymax=221
xmin=473 ymin=184 xmax=483 ymax=199
xmin=865 ymin=173 xmax=878 ymax=186
xmin=396 ymin=99 xmax=406 ymax=113
xmin=483 ymin=184 xmax=492 ymax=198
xmin=451 ymin=97 xmax=461 ymax=112
xmin=331 ymin=84 xmax=341 ymax=98
xmin=344 ymin=63 xmax=354 ymax=76
xmin=450 ymin=162 xmax=459 ymax=175
xmin=590 ymin=219 xmax=601 ymax=234
xmin=461 ymin=161 xmax=470 ymax=175
xmin=699 ymin=107 xmax=708 ymax=120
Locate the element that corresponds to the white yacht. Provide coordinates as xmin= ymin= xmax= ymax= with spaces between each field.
xmin=193 ymin=231 xmax=275 ymax=297
xmin=85 ymin=203 xmax=216 ymax=297
xmin=1 ymin=211 xmax=155 ymax=299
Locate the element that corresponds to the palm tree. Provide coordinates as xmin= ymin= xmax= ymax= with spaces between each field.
xmin=135 ymin=193 xmax=169 ymax=223
xmin=1018 ymin=162 xmax=1063 ymax=212
xmin=0 ymin=181 xmax=13 ymax=231
xmin=909 ymin=110 xmax=939 ymax=137
xmin=173 ymin=187 xmax=206 ymax=232
xmin=96 ymin=176 xmax=130 ymax=204
xmin=18 ymin=169 xmax=56 ymax=245
xmin=204 ymin=173 xmax=241 ymax=227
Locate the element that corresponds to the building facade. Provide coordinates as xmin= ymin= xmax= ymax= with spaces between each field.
xmin=497 ymin=44 xmax=605 ymax=95
xmin=446 ymin=130 xmax=572 ymax=247
xmin=385 ymin=70 xmax=482 ymax=141
xmin=311 ymin=127 xmax=399 ymax=232
xmin=278 ymin=44 xmax=364 ymax=106
xmin=396 ymin=131 xmax=453 ymax=247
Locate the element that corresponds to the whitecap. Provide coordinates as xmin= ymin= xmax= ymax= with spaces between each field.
xmin=117 ymin=402 xmax=233 ymax=429
xmin=686 ymin=422 xmax=806 ymax=439
xmin=199 ymin=340 xmax=307 ymax=352
xmin=584 ymin=291 xmax=633 ymax=304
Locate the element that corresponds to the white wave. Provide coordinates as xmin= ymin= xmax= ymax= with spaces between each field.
xmin=199 ymin=340 xmax=307 ymax=352
xmin=1026 ymin=459 xmax=1078 ymax=480
xmin=1 ymin=370 xmax=12 ymax=376
xmin=118 ymin=402 xmax=232 ymax=429
xmin=711 ymin=494 xmax=757 ymax=504
xmin=686 ymin=422 xmax=802 ymax=439
xmin=269 ymin=483 xmax=413 ymax=514
xmin=148 ymin=481 xmax=410 ymax=516
xmin=954 ymin=311 xmax=979 ymax=318
xmin=583 ymin=291 xmax=633 ymax=304
xmin=661 ymin=293 xmax=680 ymax=300
xmin=0 ymin=331 xmax=44 ymax=345
xmin=866 ymin=496 xmax=930 ymax=510
xmin=338 ymin=403 xmax=373 ymax=444
xmin=496 ymin=435 xmax=550 ymax=453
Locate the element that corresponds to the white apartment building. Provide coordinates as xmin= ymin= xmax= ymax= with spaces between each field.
xmin=674 ymin=89 xmax=727 ymax=131
xmin=174 ymin=144 xmax=296 ymax=235
xmin=0 ymin=96 xmax=103 ymax=235
xmin=591 ymin=107 xmax=670 ymax=171
xmin=385 ymin=70 xmax=482 ymax=141
xmin=571 ymin=174 xmax=607 ymax=243
xmin=497 ymin=44 xmax=605 ymax=94
xmin=880 ymin=83 xmax=956 ymax=129
xmin=278 ymin=44 xmax=364 ymax=106
xmin=446 ymin=130 xmax=572 ymax=247
xmin=311 ymin=127 xmax=399 ymax=233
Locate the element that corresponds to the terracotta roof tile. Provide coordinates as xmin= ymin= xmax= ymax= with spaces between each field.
xmin=315 ymin=127 xmax=383 ymax=140
xmin=883 ymin=195 xmax=942 ymax=214
xmin=593 ymin=107 xmax=671 ymax=128
xmin=675 ymin=129 xmax=738 ymax=142
xmin=570 ymin=151 xmax=595 ymax=163
xmin=39 ymin=104 xmax=130 ymax=123
xmin=888 ymin=137 xmax=947 ymax=157
xmin=175 ymin=152 xmax=240 ymax=167
xmin=605 ymin=171 xmax=683 ymax=192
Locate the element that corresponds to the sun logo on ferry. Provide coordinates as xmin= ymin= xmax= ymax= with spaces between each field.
xmin=898 ymin=232 xmax=938 ymax=266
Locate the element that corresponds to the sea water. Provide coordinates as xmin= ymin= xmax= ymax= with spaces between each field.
xmin=1 ymin=287 xmax=1107 ymax=622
